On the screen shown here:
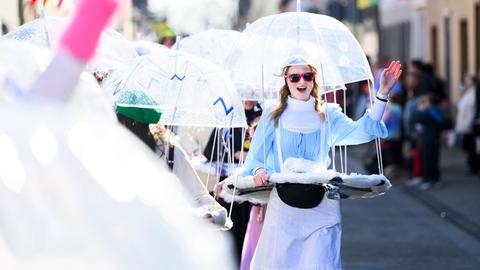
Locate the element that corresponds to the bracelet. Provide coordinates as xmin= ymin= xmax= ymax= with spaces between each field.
xmin=376 ymin=92 xmax=388 ymax=102
xmin=376 ymin=95 xmax=388 ymax=102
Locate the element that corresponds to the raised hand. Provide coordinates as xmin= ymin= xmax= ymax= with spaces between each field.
xmin=379 ymin=60 xmax=402 ymax=95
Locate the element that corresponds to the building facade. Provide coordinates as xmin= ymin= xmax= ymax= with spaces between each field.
xmin=424 ymin=0 xmax=480 ymax=102
xmin=378 ymin=0 xmax=479 ymax=102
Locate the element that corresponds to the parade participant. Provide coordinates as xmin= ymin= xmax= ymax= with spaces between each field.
xmin=412 ymin=93 xmax=445 ymax=190
xmin=243 ymin=51 xmax=401 ymax=269
xmin=116 ymin=103 xmax=228 ymax=226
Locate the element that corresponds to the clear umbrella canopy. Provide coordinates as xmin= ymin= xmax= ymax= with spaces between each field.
xmin=0 ymin=39 xmax=115 ymax=120
xmin=0 ymin=40 xmax=48 ymax=100
xmin=175 ymin=29 xmax=240 ymax=68
xmin=2 ymin=16 xmax=138 ymax=73
xmin=131 ymin=40 xmax=169 ymax=56
xmin=0 ymin=103 xmax=234 ymax=270
xmin=102 ymin=50 xmax=247 ymax=128
xmin=225 ymin=12 xmax=372 ymax=100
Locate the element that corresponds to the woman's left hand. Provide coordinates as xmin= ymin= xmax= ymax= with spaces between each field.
xmin=379 ymin=60 xmax=402 ymax=95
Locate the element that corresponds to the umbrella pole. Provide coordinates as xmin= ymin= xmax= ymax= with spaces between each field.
xmin=37 ymin=3 xmax=52 ymax=49
xmin=368 ymin=79 xmax=384 ymax=175
xmin=261 ymin=64 xmax=267 ymax=169
xmin=166 ymin=54 xmax=189 ymax=166
xmin=229 ymin=125 xmax=247 ymax=220
xmin=215 ymin=128 xmax=221 ymax=186
xmin=239 ymin=126 xmax=247 ymax=167
xmin=206 ymin=127 xmax=219 ymax=193
xmin=333 ymin=89 xmax=344 ymax=174
xmin=227 ymin=113 xmax=239 ymax=220
xmin=229 ymin=114 xmax=235 ymax=172
xmin=343 ymin=88 xmax=348 ymax=173
xmin=320 ymin=64 xmax=336 ymax=172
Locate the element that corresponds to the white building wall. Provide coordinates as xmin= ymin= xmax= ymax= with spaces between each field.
xmin=0 ymin=1 xmax=21 ymax=33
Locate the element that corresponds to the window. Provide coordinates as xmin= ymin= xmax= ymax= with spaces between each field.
xmin=460 ymin=19 xmax=468 ymax=79
xmin=430 ymin=25 xmax=438 ymax=74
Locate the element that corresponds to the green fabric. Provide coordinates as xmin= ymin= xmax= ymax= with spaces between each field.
xmin=115 ymin=89 xmax=163 ymax=124
xmin=116 ymin=106 xmax=162 ymax=124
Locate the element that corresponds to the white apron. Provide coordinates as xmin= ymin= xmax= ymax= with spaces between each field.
xmin=250 ymin=126 xmax=342 ymax=270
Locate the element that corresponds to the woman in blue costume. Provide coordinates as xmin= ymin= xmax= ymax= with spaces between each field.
xmin=242 ymin=53 xmax=402 ymax=270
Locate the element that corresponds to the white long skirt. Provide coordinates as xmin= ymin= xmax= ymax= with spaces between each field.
xmin=250 ymin=188 xmax=342 ymax=270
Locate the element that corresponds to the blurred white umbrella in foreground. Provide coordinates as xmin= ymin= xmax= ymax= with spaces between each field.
xmin=0 ymin=40 xmax=49 ymax=84
xmin=132 ymin=40 xmax=169 ymax=56
xmin=0 ymin=102 xmax=235 ymax=270
xmin=2 ymin=16 xmax=138 ymax=73
xmin=0 ymin=39 xmax=115 ymax=120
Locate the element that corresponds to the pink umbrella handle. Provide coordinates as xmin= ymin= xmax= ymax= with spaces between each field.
xmin=30 ymin=0 xmax=119 ymax=101
xmin=60 ymin=0 xmax=119 ymax=60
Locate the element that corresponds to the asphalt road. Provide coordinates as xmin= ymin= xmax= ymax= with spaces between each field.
xmin=340 ymin=150 xmax=480 ymax=270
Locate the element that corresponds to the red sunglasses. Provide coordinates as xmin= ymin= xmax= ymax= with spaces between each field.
xmin=284 ymin=72 xmax=316 ymax=83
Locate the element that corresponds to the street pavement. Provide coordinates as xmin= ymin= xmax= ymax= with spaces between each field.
xmin=340 ymin=144 xmax=480 ymax=270
xmin=402 ymin=146 xmax=480 ymax=240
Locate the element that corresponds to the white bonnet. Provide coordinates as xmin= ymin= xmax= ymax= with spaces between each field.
xmin=281 ymin=47 xmax=316 ymax=70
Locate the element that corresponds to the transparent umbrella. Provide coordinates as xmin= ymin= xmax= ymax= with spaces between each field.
xmin=175 ymin=29 xmax=240 ymax=67
xmin=2 ymin=16 xmax=138 ymax=73
xmin=0 ymin=39 xmax=115 ymax=120
xmin=131 ymin=40 xmax=169 ymax=56
xmin=0 ymin=102 xmax=235 ymax=270
xmin=222 ymin=7 xmax=384 ymax=203
xmin=225 ymin=11 xmax=372 ymax=100
xmin=0 ymin=40 xmax=48 ymax=102
xmin=102 ymin=50 xmax=247 ymax=128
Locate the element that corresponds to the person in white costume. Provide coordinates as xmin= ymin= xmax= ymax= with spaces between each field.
xmin=116 ymin=111 xmax=228 ymax=226
xmin=243 ymin=52 xmax=402 ymax=270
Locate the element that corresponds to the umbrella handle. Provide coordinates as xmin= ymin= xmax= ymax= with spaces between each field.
xmin=60 ymin=0 xmax=119 ymax=60
xmin=30 ymin=0 xmax=119 ymax=101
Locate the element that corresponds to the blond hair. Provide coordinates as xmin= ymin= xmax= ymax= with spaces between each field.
xmin=270 ymin=65 xmax=325 ymax=127
xmin=150 ymin=124 xmax=175 ymax=157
